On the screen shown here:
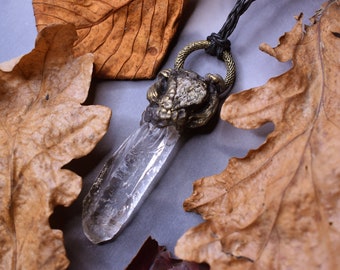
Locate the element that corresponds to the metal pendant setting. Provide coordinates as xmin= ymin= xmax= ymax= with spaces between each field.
xmin=82 ymin=41 xmax=236 ymax=244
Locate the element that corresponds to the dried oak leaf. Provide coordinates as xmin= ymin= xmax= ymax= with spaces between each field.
xmin=0 ymin=24 xmax=111 ymax=269
xmin=175 ymin=1 xmax=340 ymax=269
xmin=32 ymin=0 xmax=184 ymax=79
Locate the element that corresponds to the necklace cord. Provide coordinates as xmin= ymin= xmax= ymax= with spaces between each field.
xmin=173 ymin=0 xmax=256 ymax=92
xmin=206 ymin=0 xmax=256 ymax=59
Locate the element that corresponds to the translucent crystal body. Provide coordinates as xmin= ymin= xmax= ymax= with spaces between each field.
xmin=82 ymin=68 xmax=229 ymax=244
xmin=82 ymin=122 xmax=180 ymax=243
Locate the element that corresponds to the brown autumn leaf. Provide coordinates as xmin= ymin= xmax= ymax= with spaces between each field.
xmin=126 ymin=236 xmax=208 ymax=270
xmin=175 ymin=1 xmax=340 ymax=269
xmin=32 ymin=0 xmax=184 ymax=79
xmin=0 ymin=24 xmax=111 ymax=269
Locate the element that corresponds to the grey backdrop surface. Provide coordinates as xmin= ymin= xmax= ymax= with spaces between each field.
xmin=0 ymin=0 xmax=322 ymax=269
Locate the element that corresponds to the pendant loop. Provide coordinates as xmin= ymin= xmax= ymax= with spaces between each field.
xmin=174 ymin=40 xmax=236 ymax=93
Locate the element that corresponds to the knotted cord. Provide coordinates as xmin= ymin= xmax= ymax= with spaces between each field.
xmin=206 ymin=0 xmax=256 ymax=59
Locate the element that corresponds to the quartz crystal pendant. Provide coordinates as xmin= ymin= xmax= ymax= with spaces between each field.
xmin=82 ymin=41 xmax=236 ymax=244
xmin=83 ymin=122 xmax=179 ymax=244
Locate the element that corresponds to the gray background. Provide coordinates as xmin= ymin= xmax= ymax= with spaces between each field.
xmin=1 ymin=0 xmax=322 ymax=269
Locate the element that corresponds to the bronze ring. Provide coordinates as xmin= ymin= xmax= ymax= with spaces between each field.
xmin=174 ymin=40 xmax=236 ymax=89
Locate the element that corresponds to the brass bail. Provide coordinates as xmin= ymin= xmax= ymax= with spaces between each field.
xmin=174 ymin=40 xmax=236 ymax=93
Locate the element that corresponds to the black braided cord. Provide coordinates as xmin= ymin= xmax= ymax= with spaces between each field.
xmin=206 ymin=0 xmax=256 ymax=59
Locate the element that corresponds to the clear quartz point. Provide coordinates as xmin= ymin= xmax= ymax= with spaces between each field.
xmin=82 ymin=122 xmax=180 ymax=244
xmin=82 ymin=67 xmax=230 ymax=244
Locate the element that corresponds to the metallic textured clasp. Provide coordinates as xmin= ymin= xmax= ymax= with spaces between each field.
xmin=174 ymin=40 xmax=236 ymax=91
xmin=142 ymin=69 xmax=224 ymax=132
xmin=142 ymin=40 xmax=236 ymax=132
